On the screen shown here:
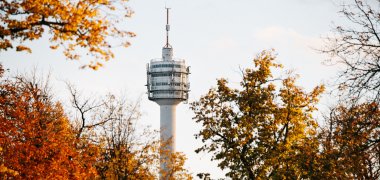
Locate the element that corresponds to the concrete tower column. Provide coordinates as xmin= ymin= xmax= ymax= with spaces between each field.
xmin=160 ymin=104 xmax=177 ymax=151
xmin=156 ymin=99 xmax=181 ymax=180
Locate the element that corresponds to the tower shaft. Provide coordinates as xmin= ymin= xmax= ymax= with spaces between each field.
xmin=159 ymin=104 xmax=176 ymax=179
xmin=160 ymin=104 xmax=177 ymax=151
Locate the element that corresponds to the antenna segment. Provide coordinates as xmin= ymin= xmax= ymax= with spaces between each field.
xmin=162 ymin=7 xmax=173 ymax=61
xmin=165 ymin=7 xmax=171 ymax=48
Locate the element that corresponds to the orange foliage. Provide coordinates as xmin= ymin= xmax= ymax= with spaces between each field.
xmin=318 ymin=102 xmax=380 ymax=179
xmin=0 ymin=76 xmax=97 ymax=179
xmin=0 ymin=0 xmax=134 ymax=69
xmin=0 ymin=67 xmax=192 ymax=179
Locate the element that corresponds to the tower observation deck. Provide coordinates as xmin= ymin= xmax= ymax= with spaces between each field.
xmin=146 ymin=8 xmax=190 ymax=177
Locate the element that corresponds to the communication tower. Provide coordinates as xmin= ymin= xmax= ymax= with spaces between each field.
xmin=146 ymin=8 xmax=190 ymax=176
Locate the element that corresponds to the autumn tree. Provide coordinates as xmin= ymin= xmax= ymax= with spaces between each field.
xmin=66 ymin=86 xmax=192 ymax=179
xmin=0 ymin=72 xmax=98 ymax=178
xmin=323 ymin=0 xmax=380 ymax=100
xmin=0 ymin=0 xmax=135 ymax=69
xmin=316 ymin=101 xmax=380 ymax=179
xmin=94 ymin=95 xmax=157 ymax=179
xmin=191 ymin=50 xmax=324 ymax=179
xmin=319 ymin=1 xmax=380 ymax=178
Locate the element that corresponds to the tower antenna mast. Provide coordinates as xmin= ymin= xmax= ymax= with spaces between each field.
xmin=165 ymin=7 xmax=171 ymax=48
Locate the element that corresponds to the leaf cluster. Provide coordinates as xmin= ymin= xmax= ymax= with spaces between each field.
xmin=0 ymin=0 xmax=135 ymax=69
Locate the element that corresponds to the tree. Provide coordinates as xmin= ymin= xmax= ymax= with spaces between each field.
xmin=323 ymin=0 xmax=380 ymax=101
xmin=190 ymin=50 xmax=324 ymax=179
xmin=317 ymin=102 xmax=380 ymax=179
xmin=320 ymin=1 xmax=380 ymax=178
xmin=0 ymin=0 xmax=135 ymax=69
xmin=94 ymin=95 xmax=157 ymax=179
xmin=66 ymin=86 xmax=192 ymax=179
xmin=0 ymin=73 xmax=98 ymax=178
xmin=66 ymin=83 xmax=109 ymax=140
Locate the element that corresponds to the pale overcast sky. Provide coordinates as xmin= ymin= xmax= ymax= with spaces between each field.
xmin=1 ymin=0 xmax=346 ymax=178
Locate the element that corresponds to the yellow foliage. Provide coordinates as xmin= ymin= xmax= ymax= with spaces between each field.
xmin=191 ymin=50 xmax=324 ymax=179
xmin=160 ymin=140 xmax=193 ymax=180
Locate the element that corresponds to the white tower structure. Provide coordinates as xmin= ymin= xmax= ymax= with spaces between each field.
xmin=146 ymin=8 xmax=190 ymax=176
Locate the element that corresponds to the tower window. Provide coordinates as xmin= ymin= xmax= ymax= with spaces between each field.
xmin=151 ymin=64 xmax=182 ymax=68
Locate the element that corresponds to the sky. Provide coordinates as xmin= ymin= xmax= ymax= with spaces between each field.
xmin=1 ymin=0 xmax=347 ymax=178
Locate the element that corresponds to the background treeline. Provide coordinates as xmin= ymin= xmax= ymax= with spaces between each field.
xmin=0 ymin=64 xmax=191 ymax=179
